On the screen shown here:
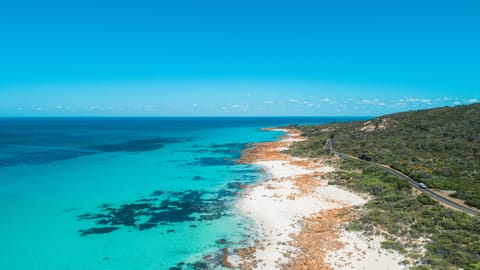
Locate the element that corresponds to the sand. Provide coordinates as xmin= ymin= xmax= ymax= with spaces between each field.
xmin=233 ymin=128 xmax=408 ymax=270
xmin=326 ymin=231 xmax=407 ymax=270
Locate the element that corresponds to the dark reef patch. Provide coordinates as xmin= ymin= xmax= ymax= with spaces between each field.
xmin=77 ymin=185 xmax=246 ymax=236
xmin=210 ymin=143 xmax=246 ymax=149
xmin=209 ymin=148 xmax=238 ymax=156
xmin=78 ymin=226 xmax=120 ymax=236
xmin=187 ymin=149 xmax=210 ymax=154
xmin=209 ymin=142 xmax=248 ymax=159
xmin=187 ymin=157 xmax=236 ymax=167
xmin=88 ymin=138 xmax=188 ymax=153
xmin=215 ymin=239 xmax=228 ymax=245
xmin=136 ymin=198 xmax=158 ymax=203
xmin=172 ymin=247 xmax=227 ymax=270
xmin=0 ymin=149 xmax=96 ymax=168
xmin=150 ymin=190 xmax=164 ymax=196
xmin=138 ymin=223 xmax=157 ymax=230
xmin=192 ymin=176 xmax=203 ymax=181
xmin=0 ymin=137 xmax=190 ymax=168
xmin=190 ymin=261 xmax=209 ymax=270
xmin=185 ymin=142 xmax=249 ymax=161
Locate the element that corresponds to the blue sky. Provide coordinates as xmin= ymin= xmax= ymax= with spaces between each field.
xmin=0 ymin=0 xmax=478 ymax=116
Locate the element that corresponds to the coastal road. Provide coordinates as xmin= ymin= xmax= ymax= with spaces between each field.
xmin=333 ymin=151 xmax=480 ymax=216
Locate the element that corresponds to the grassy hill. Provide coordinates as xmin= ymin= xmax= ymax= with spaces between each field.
xmin=288 ymin=103 xmax=480 ymax=269
xmin=290 ymin=103 xmax=480 ymax=207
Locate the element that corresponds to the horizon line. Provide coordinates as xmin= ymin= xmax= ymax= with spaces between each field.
xmin=0 ymin=115 xmax=374 ymax=118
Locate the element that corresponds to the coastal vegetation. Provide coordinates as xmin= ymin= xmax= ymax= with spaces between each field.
xmin=334 ymin=159 xmax=480 ymax=269
xmin=289 ymin=103 xmax=480 ymax=208
xmin=288 ymin=103 xmax=480 ymax=269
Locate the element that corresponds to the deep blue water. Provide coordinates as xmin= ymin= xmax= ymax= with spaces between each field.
xmin=0 ymin=117 xmax=366 ymax=269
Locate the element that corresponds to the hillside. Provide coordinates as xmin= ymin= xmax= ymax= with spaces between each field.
xmin=289 ymin=103 xmax=480 ymax=208
xmin=288 ymin=104 xmax=480 ymax=269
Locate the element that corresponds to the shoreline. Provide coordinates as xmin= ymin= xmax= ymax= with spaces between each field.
xmin=232 ymin=128 xmax=407 ymax=269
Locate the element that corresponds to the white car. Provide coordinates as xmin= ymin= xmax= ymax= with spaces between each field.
xmin=418 ymin=183 xmax=427 ymax=189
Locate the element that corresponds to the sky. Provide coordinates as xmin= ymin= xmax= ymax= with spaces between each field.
xmin=0 ymin=0 xmax=479 ymax=116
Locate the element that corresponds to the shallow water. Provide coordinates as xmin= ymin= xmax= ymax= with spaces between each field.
xmin=0 ymin=117 xmax=364 ymax=269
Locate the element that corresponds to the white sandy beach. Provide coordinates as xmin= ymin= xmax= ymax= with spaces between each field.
xmin=234 ymin=129 xmax=408 ymax=270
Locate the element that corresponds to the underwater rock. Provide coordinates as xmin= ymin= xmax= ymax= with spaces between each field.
xmin=79 ymin=226 xmax=120 ymax=236
xmin=136 ymin=198 xmax=158 ymax=202
xmin=150 ymin=190 xmax=164 ymax=196
xmin=188 ymin=157 xmax=236 ymax=166
xmin=215 ymin=239 xmax=227 ymax=245
xmin=138 ymin=223 xmax=157 ymax=231
xmin=190 ymin=261 xmax=208 ymax=270
xmin=77 ymin=189 xmax=235 ymax=236
xmin=77 ymin=213 xmax=111 ymax=220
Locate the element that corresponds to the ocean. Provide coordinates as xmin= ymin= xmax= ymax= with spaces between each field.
xmin=0 ymin=117 xmax=364 ymax=269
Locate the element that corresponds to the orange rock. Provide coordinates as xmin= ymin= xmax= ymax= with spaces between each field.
xmin=283 ymin=208 xmax=352 ymax=270
xmin=221 ymin=247 xmax=233 ymax=268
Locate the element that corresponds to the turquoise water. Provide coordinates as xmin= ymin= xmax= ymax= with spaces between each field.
xmin=0 ymin=117 xmax=363 ymax=269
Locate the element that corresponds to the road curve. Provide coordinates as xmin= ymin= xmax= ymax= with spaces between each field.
xmin=333 ymin=151 xmax=480 ymax=216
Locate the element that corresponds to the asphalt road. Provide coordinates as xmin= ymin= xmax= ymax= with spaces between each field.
xmin=333 ymin=151 xmax=480 ymax=216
